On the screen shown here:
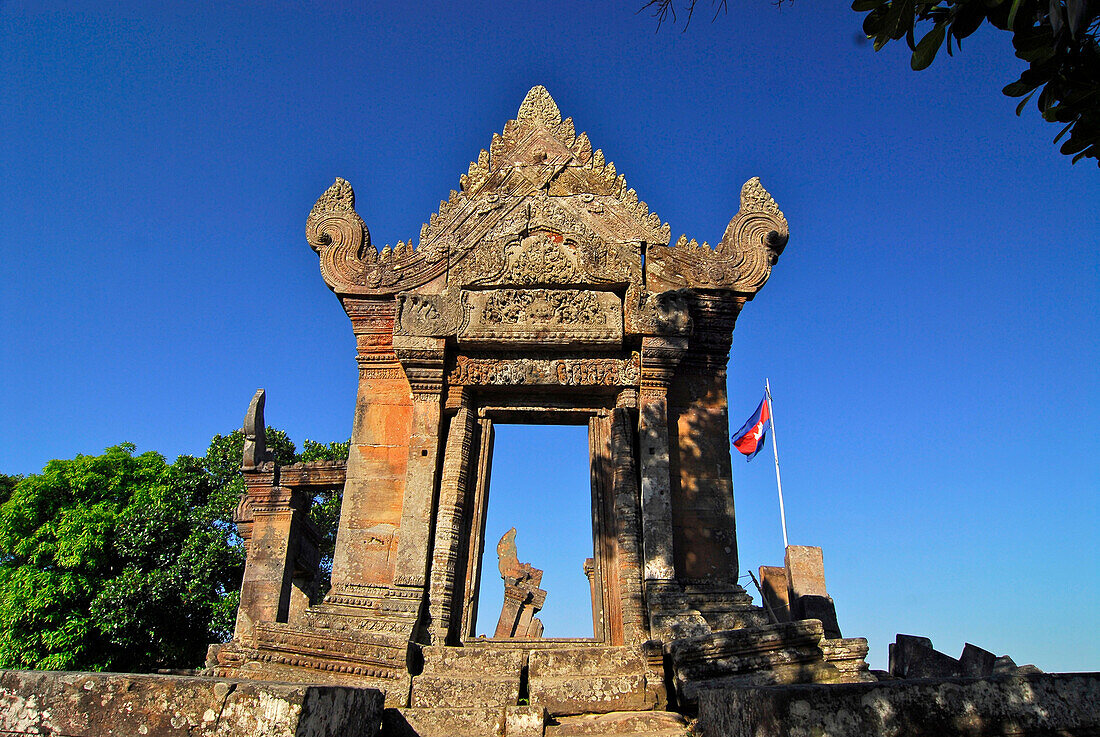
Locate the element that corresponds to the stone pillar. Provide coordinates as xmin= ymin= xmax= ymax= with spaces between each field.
xmin=494 ymin=585 xmax=528 ymax=638
xmin=328 ymin=299 xmax=413 ymax=595
xmin=583 ymin=558 xmax=599 ymax=638
xmin=234 ymin=476 xmax=310 ymax=642
xmin=233 ymin=391 xmax=320 ymax=641
xmin=638 ymin=336 xmax=699 ymax=639
xmin=460 ymin=417 xmax=494 ymax=640
xmin=638 ymin=336 xmax=686 ymax=583
xmin=758 ymin=565 xmax=791 ymax=623
xmin=669 ymin=293 xmax=742 ymax=585
xmin=426 ymin=391 xmax=477 ymax=644
xmin=391 ymin=336 xmax=447 ymax=594
xmin=785 ymin=545 xmax=842 ymax=638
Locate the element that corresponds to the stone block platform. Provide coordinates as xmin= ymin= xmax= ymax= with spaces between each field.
xmin=0 ymin=669 xmax=383 ymax=736
xmin=696 ymin=672 xmax=1100 ymax=737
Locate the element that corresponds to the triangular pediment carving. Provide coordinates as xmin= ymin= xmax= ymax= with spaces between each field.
xmin=307 ymin=86 xmax=788 ymax=299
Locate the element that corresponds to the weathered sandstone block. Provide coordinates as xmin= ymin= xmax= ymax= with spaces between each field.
xmin=0 ymin=670 xmax=382 ymax=737
xmin=696 ymin=673 xmax=1100 ymax=737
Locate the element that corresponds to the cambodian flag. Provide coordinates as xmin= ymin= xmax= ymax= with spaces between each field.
xmin=732 ymin=395 xmax=771 ymax=461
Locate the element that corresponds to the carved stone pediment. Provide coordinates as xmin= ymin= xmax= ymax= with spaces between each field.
xmin=459 ymin=288 xmax=622 ymax=348
xmin=306 ymin=86 xmax=786 ymax=300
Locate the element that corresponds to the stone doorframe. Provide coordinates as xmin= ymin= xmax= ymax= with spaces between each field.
xmin=425 ymin=390 xmax=649 ymax=649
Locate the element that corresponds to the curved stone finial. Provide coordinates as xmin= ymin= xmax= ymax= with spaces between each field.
xmin=309 ymin=177 xmax=356 ymax=218
xmin=497 ymin=527 xmax=521 ymax=582
xmin=306 ymin=178 xmax=448 ymax=296
xmin=644 ymin=177 xmax=789 ymax=295
xmin=242 ymin=388 xmax=269 ymax=470
xmin=517 ymin=85 xmax=562 ymax=128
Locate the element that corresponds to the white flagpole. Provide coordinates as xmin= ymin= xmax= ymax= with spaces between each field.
xmin=765 ymin=378 xmax=789 ymax=548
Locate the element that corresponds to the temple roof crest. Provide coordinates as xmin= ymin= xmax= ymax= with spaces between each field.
xmin=306 ymin=86 xmax=787 ymax=298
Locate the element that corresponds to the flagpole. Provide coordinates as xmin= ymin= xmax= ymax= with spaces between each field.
xmin=765 ymin=378 xmax=789 ymax=548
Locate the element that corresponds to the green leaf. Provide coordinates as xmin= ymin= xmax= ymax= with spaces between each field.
xmin=1053 ymin=120 xmax=1074 ymax=143
xmin=851 ymin=0 xmax=885 ymax=10
xmin=1006 ymin=0 xmax=1024 ymax=29
xmin=1015 ymin=91 xmax=1035 ymax=115
xmin=1003 ymin=78 xmax=1040 ymax=96
xmin=912 ymin=24 xmax=947 ymax=69
xmin=1060 ymin=134 xmax=1090 ymax=155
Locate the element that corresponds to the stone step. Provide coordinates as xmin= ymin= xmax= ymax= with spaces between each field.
xmin=545 ymin=711 xmax=691 ymax=736
xmin=410 ymin=645 xmax=526 ymax=708
xmin=383 ymin=705 xmax=546 ymax=737
xmin=527 ymin=647 xmax=658 ymax=715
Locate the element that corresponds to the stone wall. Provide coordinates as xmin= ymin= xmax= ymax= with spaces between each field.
xmin=696 ymin=672 xmax=1100 ymax=737
xmin=0 ymin=670 xmax=383 ymax=737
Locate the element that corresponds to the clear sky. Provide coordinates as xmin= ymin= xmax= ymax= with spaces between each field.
xmin=1 ymin=1 xmax=1096 ymax=672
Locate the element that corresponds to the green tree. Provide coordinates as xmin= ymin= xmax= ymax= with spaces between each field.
xmin=0 ymin=431 xmax=348 ymax=673
xmin=0 ymin=473 xmax=20 ymax=507
xmin=0 ymin=444 xmax=234 ymax=671
xmin=641 ymin=0 xmax=1100 ymax=165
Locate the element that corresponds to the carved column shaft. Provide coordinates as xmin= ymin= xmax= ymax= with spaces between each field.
xmin=460 ymin=418 xmax=495 ymax=640
xmin=494 ymin=585 xmax=529 ymax=638
xmin=426 ymin=396 xmax=477 ymax=644
xmin=610 ymin=404 xmax=649 ymax=645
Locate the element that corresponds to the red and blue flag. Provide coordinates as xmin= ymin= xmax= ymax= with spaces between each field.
xmin=732 ymin=395 xmax=771 ymax=461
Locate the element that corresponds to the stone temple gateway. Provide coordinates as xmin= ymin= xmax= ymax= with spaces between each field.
xmin=2 ymin=86 xmax=1093 ymax=737
xmin=211 ymin=85 xmax=861 ymax=723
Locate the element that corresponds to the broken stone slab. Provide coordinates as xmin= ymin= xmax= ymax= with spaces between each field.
xmin=960 ymin=642 xmax=998 ymax=677
xmin=992 ymin=654 xmax=1018 ymax=676
xmin=666 ymin=620 xmax=843 ymax=706
xmin=384 ymin=705 xmax=546 ymax=737
xmin=696 ymin=672 xmax=1100 ymax=737
xmin=0 ymin=669 xmax=383 ymax=737
xmin=819 ymin=637 xmax=874 ymax=683
xmin=889 ymin=633 xmax=964 ymax=679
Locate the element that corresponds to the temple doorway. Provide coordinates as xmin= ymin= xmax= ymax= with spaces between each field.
xmin=472 ymin=424 xmax=595 ymax=639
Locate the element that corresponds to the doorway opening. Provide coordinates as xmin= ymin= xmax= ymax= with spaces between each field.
xmin=472 ymin=423 xmax=594 ymax=639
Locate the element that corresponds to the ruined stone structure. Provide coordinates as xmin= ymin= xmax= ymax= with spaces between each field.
xmin=209 ymin=86 xmax=873 ymax=726
xmin=493 ymin=529 xmax=546 ymax=639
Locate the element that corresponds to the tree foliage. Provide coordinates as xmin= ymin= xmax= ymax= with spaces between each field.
xmin=856 ymin=0 xmax=1100 ymax=165
xmin=0 ymin=431 xmax=348 ymax=673
xmin=641 ymin=0 xmax=1100 ymax=165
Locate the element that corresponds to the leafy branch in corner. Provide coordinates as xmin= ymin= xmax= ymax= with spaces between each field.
xmin=855 ymin=0 xmax=1100 ymax=165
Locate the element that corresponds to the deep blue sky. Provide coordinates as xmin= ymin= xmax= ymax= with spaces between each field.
xmin=1 ymin=2 xmax=1096 ymax=671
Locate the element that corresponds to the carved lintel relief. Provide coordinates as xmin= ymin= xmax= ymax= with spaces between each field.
xmin=646 ymin=177 xmax=789 ymax=295
xmin=459 ymin=288 xmax=622 ymax=347
xmin=448 ymin=352 xmax=641 ymax=387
